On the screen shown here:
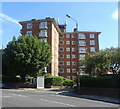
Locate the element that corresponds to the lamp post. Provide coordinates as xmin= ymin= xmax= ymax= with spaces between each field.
xmin=66 ymin=14 xmax=78 ymax=31
xmin=66 ymin=14 xmax=80 ymax=87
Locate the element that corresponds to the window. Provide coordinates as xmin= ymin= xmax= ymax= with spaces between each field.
xmin=59 ymin=54 xmax=64 ymax=58
xmin=66 ymin=41 xmax=70 ymax=45
xmin=79 ymin=47 xmax=86 ymax=53
xmin=79 ymin=33 xmax=85 ymax=39
xmin=67 ymin=69 xmax=70 ymax=73
xmin=39 ymin=30 xmax=47 ymax=37
xmin=66 ymin=34 xmax=70 ymax=38
xmin=59 ymin=61 xmax=64 ymax=65
xmin=72 ymin=48 xmax=75 ymax=52
xmin=90 ymin=47 xmax=95 ymax=52
xmin=59 ymin=47 xmax=64 ymax=51
xmin=71 ymin=34 xmax=75 ymax=38
xmin=89 ymin=34 xmax=94 ymax=38
xmin=59 ymin=41 xmax=64 ymax=45
xmin=79 ymin=40 xmax=86 ymax=46
xmin=39 ymin=38 xmax=47 ymax=42
xmin=27 ymin=23 xmax=32 ymax=29
xmin=72 ymin=41 xmax=75 ymax=45
xmin=26 ymin=31 xmax=32 ymax=35
xmin=66 ymin=48 xmax=70 ymax=52
xmin=72 ymin=76 xmax=76 ymax=80
xmin=72 ymin=55 xmax=76 ymax=58
xmin=72 ymin=61 xmax=76 ymax=65
xmin=59 ymin=34 xmax=64 ymax=38
xmin=72 ymin=69 xmax=76 ymax=73
xmin=79 ymin=54 xmax=86 ymax=60
xmin=66 ymin=76 xmax=71 ymax=79
xmin=66 ymin=54 xmax=70 ymax=58
xmin=59 ymin=68 xmax=64 ymax=73
xmin=39 ymin=22 xmax=47 ymax=28
xmin=90 ymin=40 xmax=95 ymax=45
xmin=67 ymin=61 xmax=70 ymax=65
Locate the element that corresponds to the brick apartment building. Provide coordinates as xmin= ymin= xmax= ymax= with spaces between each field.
xmin=19 ymin=17 xmax=101 ymax=80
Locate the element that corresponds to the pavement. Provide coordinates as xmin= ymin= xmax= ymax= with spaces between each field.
xmin=1 ymin=88 xmax=119 ymax=107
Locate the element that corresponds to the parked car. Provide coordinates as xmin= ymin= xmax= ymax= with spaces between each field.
xmin=0 ymin=82 xmax=5 ymax=88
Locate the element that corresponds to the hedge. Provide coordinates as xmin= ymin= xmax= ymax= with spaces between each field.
xmin=44 ymin=74 xmax=74 ymax=87
xmin=63 ymin=79 xmax=74 ymax=86
xmin=79 ymin=76 xmax=120 ymax=88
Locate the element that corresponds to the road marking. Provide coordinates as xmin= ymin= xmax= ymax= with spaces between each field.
xmin=2 ymin=96 xmax=11 ymax=98
xmin=10 ymin=93 xmax=27 ymax=97
xmin=40 ymin=99 xmax=76 ymax=107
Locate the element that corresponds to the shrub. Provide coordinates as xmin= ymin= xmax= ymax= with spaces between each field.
xmin=63 ymin=79 xmax=74 ymax=86
xmin=52 ymin=76 xmax=64 ymax=86
xmin=44 ymin=75 xmax=74 ymax=87
xmin=79 ymin=76 xmax=112 ymax=88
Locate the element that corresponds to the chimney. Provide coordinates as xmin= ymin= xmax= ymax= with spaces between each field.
xmin=31 ymin=19 xmax=36 ymax=21
xmin=74 ymin=28 xmax=77 ymax=32
xmin=46 ymin=17 xmax=51 ymax=19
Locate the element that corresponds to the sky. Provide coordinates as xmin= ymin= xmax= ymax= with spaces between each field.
xmin=0 ymin=2 xmax=118 ymax=50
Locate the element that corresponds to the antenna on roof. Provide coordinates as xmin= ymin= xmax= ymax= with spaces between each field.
xmin=57 ymin=18 xmax=60 ymax=24
xmin=65 ymin=20 xmax=67 ymax=25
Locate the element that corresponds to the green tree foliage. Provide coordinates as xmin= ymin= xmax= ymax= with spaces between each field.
xmin=80 ymin=47 xmax=120 ymax=75
xmin=2 ymin=35 xmax=52 ymax=77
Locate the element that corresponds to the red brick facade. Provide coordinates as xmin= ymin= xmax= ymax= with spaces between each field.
xmin=19 ymin=17 xmax=101 ymax=80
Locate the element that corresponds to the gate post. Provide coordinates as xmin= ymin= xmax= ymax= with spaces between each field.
xmin=37 ymin=76 xmax=44 ymax=89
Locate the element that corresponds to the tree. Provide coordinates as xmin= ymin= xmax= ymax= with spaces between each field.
xmin=80 ymin=47 xmax=120 ymax=76
xmin=2 ymin=35 xmax=52 ymax=78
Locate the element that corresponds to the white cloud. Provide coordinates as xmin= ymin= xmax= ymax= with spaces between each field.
xmin=0 ymin=13 xmax=21 ymax=26
xmin=112 ymin=9 xmax=118 ymax=20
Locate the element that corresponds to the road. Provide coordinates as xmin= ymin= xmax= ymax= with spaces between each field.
xmin=1 ymin=89 xmax=119 ymax=107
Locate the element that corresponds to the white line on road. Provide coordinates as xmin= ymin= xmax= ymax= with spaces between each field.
xmin=10 ymin=93 xmax=28 ymax=97
xmin=40 ymin=99 xmax=76 ymax=107
xmin=2 ymin=96 xmax=11 ymax=98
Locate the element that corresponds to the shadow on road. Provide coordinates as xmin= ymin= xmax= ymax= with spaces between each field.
xmin=48 ymin=88 xmax=120 ymax=104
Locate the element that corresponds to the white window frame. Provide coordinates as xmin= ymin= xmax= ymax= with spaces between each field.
xmin=72 ymin=69 xmax=76 ymax=73
xmin=67 ymin=61 xmax=70 ymax=65
xmin=90 ymin=47 xmax=95 ymax=52
xmin=71 ymin=41 xmax=75 ymax=45
xmin=72 ymin=48 xmax=75 ymax=52
xmin=59 ymin=61 xmax=64 ymax=65
xmin=72 ymin=55 xmax=76 ymax=58
xmin=79 ymin=40 xmax=86 ymax=46
xmin=72 ymin=61 xmax=76 ymax=65
xmin=59 ymin=47 xmax=64 ymax=51
xmin=79 ymin=33 xmax=85 ymax=39
xmin=71 ymin=34 xmax=75 ymax=38
xmin=66 ymin=54 xmax=70 ymax=58
xmin=90 ymin=40 xmax=95 ymax=45
xmin=60 ymin=35 xmax=64 ymax=38
xmin=89 ymin=33 xmax=95 ymax=38
xmin=66 ymin=34 xmax=70 ymax=38
xmin=59 ymin=68 xmax=64 ymax=73
xmin=26 ymin=31 xmax=32 ymax=35
xmin=79 ymin=47 xmax=86 ymax=53
xmin=67 ymin=69 xmax=70 ymax=73
xmin=39 ymin=22 xmax=47 ymax=28
xmin=59 ymin=41 xmax=64 ymax=45
xmin=79 ymin=54 xmax=86 ymax=60
xmin=66 ymin=48 xmax=70 ymax=52
xmin=66 ymin=41 xmax=70 ymax=45
xmin=27 ymin=23 xmax=32 ymax=29
xmin=72 ymin=76 xmax=76 ymax=80
xmin=39 ymin=30 xmax=47 ymax=37
xmin=66 ymin=76 xmax=71 ymax=79
xmin=59 ymin=54 xmax=64 ymax=58
xmin=39 ymin=38 xmax=47 ymax=42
